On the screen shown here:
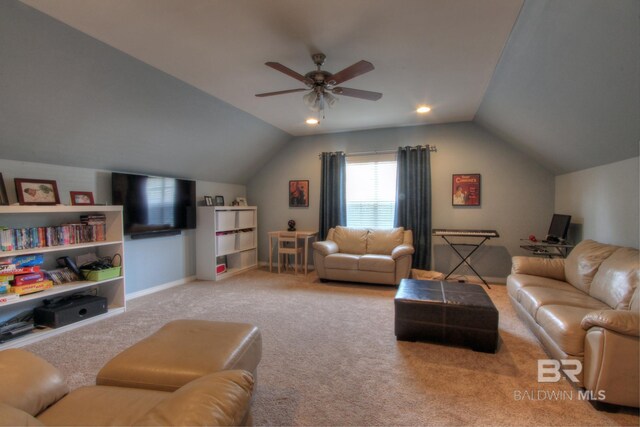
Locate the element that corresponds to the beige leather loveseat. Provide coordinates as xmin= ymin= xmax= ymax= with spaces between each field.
xmin=0 ymin=349 xmax=254 ymax=426
xmin=507 ymin=240 xmax=639 ymax=407
xmin=313 ymin=226 xmax=414 ymax=285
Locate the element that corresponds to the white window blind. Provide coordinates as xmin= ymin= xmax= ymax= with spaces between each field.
xmin=346 ymin=153 xmax=397 ymax=229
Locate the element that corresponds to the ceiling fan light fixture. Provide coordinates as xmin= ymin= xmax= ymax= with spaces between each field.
xmin=416 ymin=105 xmax=431 ymax=113
xmin=305 ymin=118 xmax=319 ymax=125
xmin=324 ymin=91 xmax=338 ymax=108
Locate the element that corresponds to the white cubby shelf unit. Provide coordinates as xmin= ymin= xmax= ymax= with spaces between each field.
xmin=196 ymin=206 xmax=258 ymax=280
xmin=0 ymin=205 xmax=125 ymax=349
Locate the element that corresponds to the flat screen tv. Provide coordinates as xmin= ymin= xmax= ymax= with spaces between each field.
xmin=112 ymin=172 xmax=196 ymax=237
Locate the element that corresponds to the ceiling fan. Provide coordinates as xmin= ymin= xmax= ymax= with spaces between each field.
xmin=255 ymin=53 xmax=382 ymax=118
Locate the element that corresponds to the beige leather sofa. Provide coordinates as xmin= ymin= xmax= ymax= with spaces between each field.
xmin=313 ymin=226 xmax=414 ymax=285
xmin=0 ymin=349 xmax=254 ymax=426
xmin=507 ymin=240 xmax=639 ymax=407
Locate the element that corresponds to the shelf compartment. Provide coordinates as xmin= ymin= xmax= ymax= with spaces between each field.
xmin=0 ymin=276 xmax=123 ymax=308
xmin=0 ymin=240 xmax=123 ymax=257
xmin=0 ymin=307 xmax=125 ymax=350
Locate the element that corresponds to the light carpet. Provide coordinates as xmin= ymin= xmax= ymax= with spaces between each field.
xmin=25 ymin=269 xmax=639 ymax=426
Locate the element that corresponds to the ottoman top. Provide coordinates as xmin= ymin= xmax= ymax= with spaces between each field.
xmin=396 ymin=279 xmax=497 ymax=311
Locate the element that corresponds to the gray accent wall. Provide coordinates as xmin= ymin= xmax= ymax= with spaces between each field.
xmin=247 ymin=122 xmax=555 ymax=280
xmin=0 ymin=158 xmax=246 ymax=295
xmin=555 ymin=157 xmax=639 ymax=249
xmin=475 ymin=0 xmax=640 ymax=174
xmin=0 ymin=0 xmax=291 ymax=185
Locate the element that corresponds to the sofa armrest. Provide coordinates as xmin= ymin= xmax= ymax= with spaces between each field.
xmin=581 ymin=310 xmax=639 ymax=337
xmin=134 ymin=370 xmax=254 ymax=426
xmin=313 ymin=241 xmax=339 ymax=257
xmin=392 ymin=244 xmax=415 ymax=260
xmin=511 ymin=256 xmax=566 ymax=281
xmin=0 ymin=349 xmax=68 ymax=417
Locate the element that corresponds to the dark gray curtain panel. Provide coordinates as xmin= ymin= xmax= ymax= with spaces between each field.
xmin=319 ymin=152 xmax=347 ymax=240
xmin=394 ymin=146 xmax=432 ymax=269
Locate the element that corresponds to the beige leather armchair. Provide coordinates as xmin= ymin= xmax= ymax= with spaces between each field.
xmin=313 ymin=226 xmax=414 ymax=285
xmin=0 ymin=349 xmax=254 ymax=426
xmin=507 ymin=240 xmax=639 ymax=407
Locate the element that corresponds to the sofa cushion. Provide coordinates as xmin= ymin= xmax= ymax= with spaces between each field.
xmin=0 ymin=349 xmax=69 ymax=417
xmin=134 ymin=371 xmax=254 ymax=427
xmin=507 ymin=274 xmax=577 ymax=300
xmin=37 ymin=386 xmax=168 ymax=426
xmin=589 ymin=247 xmax=639 ymax=310
xmin=333 ymin=226 xmax=368 ymax=255
xmin=366 ymin=228 xmax=404 ymax=255
xmin=565 ymin=240 xmax=619 ymax=294
xmin=0 ymin=403 xmax=44 ymax=426
xmin=536 ymin=305 xmax=594 ymax=356
xmin=358 ymin=254 xmax=395 ymax=273
xmin=518 ymin=286 xmax=607 ymax=319
xmin=324 ymin=253 xmax=360 ymax=270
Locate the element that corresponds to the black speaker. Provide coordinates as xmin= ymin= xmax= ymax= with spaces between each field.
xmin=34 ymin=295 xmax=108 ymax=328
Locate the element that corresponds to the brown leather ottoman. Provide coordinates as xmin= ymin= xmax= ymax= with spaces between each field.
xmin=395 ymin=279 xmax=499 ymax=353
xmin=97 ymin=319 xmax=262 ymax=392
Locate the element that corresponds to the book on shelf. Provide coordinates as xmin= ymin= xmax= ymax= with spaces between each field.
xmin=0 ymin=293 xmax=19 ymax=304
xmin=10 ymin=280 xmax=53 ymax=296
xmin=0 ymin=266 xmax=41 ymax=275
xmin=0 ymin=223 xmax=107 ymax=252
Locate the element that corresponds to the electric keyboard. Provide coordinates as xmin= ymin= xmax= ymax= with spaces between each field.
xmin=432 ymin=229 xmax=500 ymax=238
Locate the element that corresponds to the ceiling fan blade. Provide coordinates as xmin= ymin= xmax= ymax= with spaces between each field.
xmin=255 ymin=88 xmax=308 ymax=97
xmin=265 ymin=62 xmax=313 ymax=86
xmin=332 ymin=87 xmax=382 ymax=101
xmin=327 ymin=60 xmax=374 ymax=86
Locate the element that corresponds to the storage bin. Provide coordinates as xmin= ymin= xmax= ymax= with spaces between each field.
xmin=82 ymin=266 xmax=121 ymax=282
xmin=228 ymin=250 xmax=256 ymax=270
xmin=216 ymin=211 xmax=236 ymax=231
xmin=216 ymin=233 xmax=236 ymax=255
xmin=237 ymin=230 xmax=255 ymax=251
xmin=237 ymin=210 xmax=255 ymax=228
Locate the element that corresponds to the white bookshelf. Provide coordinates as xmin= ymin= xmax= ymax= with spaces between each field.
xmin=196 ymin=206 xmax=258 ymax=280
xmin=0 ymin=205 xmax=125 ymax=349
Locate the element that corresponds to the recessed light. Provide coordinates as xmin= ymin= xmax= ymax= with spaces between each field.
xmin=416 ymin=106 xmax=431 ymax=113
xmin=306 ymin=118 xmax=319 ymax=125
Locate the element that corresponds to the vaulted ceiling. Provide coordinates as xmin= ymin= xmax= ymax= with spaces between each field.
xmin=21 ymin=0 xmax=523 ymax=136
xmin=4 ymin=0 xmax=639 ymax=182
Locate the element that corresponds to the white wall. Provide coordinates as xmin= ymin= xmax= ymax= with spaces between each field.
xmin=247 ymin=122 xmax=556 ymax=280
xmin=0 ymin=158 xmax=246 ymax=295
xmin=555 ymin=157 xmax=639 ymax=248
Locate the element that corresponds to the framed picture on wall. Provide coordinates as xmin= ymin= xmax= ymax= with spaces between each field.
xmin=289 ymin=180 xmax=309 ymax=207
xmin=15 ymin=178 xmax=61 ymax=205
xmin=452 ymin=174 xmax=481 ymax=206
xmin=70 ymin=191 xmax=95 ymax=206
xmin=0 ymin=174 xmax=8 ymax=206
xmin=204 ymin=196 xmax=213 ymax=206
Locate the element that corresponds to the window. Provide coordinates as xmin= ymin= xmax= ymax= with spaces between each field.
xmin=346 ymin=153 xmax=397 ymax=229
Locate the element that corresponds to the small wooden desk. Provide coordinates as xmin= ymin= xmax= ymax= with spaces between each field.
xmin=268 ymin=230 xmax=318 ymax=276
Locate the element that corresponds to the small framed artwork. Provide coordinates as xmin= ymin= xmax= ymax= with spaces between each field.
xmin=70 ymin=191 xmax=95 ymax=206
xmin=214 ymin=195 xmax=225 ymax=206
xmin=15 ymin=178 xmax=61 ymax=205
xmin=289 ymin=180 xmax=309 ymax=208
xmin=452 ymin=174 xmax=481 ymax=206
xmin=204 ymin=196 xmax=213 ymax=206
xmin=0 ymin=174 xmax=9 ymax=205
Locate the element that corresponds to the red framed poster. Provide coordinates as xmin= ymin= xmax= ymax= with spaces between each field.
xmin=452 ymin=174 xmax=481 ymax=206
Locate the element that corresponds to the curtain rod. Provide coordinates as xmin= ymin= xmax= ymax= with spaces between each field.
xmin=318 ymin=146 xmax=437 ymax=159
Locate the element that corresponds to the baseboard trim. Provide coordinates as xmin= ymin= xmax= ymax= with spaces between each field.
xmin=126 ymin=275 xmax=196 ymax=300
